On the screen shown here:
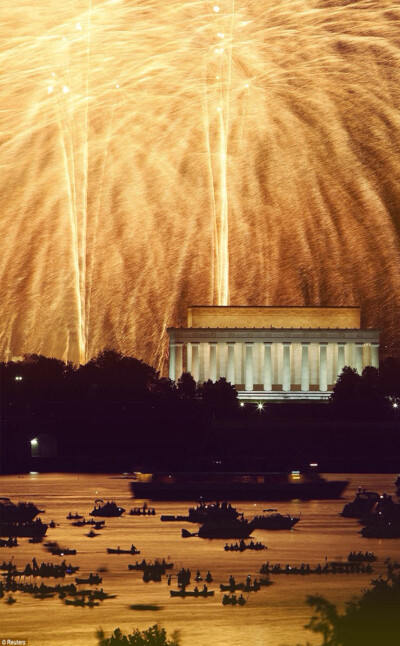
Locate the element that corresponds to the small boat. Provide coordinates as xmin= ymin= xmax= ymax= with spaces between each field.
xmin=170 ymin=588 xmax=214 ymax=597
xmin=224 ymin=540 xmax=266 ymax=552
xmin=86 ymin=530 xmax=99 ymax=538
xmin=0 ymin=537 xmax=18 ymax=548
xmin=347 ymin=551 xmax=376 ymax=562
xmin=65 ymin=597 xmax=85 ymax=606
xmin=66 ymin=512 xmax=83 ymax=520
xmin=89 ymin=500 xmax=125 ymax=517
xmin=75 ymin=573 xmax=102 ymax=585
xmin=220 ymin=581 xmax=260 ymax=592
xmin=128 ymin=559 xmax=173 ymax=572
xmin=130 ymin=505 xmax=156 ymax=516
xmin=45 ymin=542 xmax=77 ymax=556
xmin=222 ymin=593 xmax=246 ymax=606
xmin=250 ymin=510 xmax=300 ymax=530
xmin=107 ymin=546 xmax=140 ymax=555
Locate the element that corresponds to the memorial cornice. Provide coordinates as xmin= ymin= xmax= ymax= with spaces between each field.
xmin=168 ymin=327 xmax=380 ymax=344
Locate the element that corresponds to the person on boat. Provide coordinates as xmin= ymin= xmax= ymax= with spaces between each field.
xmin=246 ymin=574 xmax=252 ymax=587
xmin=202 ymin=584 xmax=208 ymax=593
xmin=205 ymin=571 xmax=213 ymax=583
xmin=229 ymin=575 xmax=235 ymax=588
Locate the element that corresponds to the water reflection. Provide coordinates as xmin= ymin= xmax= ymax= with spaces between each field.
xmin=0 ymin=473 xmax=398 ymax=646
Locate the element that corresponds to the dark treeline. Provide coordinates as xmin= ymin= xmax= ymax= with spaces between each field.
xmin=1 ymin=352 xmax=400 ymax=474
xmin=0 ymin=351 xmax=237 ymax=473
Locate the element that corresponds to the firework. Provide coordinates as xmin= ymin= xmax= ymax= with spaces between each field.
xmin=1 ymin=1 xmax=400 ymax=367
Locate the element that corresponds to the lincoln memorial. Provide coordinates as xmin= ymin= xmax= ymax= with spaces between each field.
xmin=167 ymin=306 xmax=380 ymax=400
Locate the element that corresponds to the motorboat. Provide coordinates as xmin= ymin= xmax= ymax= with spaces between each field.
xmin=0 ymin=498 xmax=44 ymax=522
xmin=0 ymin=518 xmax=48 ymax=538
xmin=340 ymin=489 xmax=380 ymax=518
xmin=89 ymin=500 xmax=125 ymax=517
xmin=250 ymin=509 xmax=300 ymax=530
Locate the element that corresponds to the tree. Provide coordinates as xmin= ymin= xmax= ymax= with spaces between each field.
xmin=96 ymin=625 xmax=180 ymax=646
xmin=176 ymin=372 xmax=197 ymax=399
xmin=199 ymin=378 xmax=238 ymax=419
xmin=299 ymin=561 xmax=400 ymax=646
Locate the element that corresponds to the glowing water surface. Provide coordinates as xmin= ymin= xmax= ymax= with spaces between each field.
xmin=0 ymin=473 xmax=399 ymax=646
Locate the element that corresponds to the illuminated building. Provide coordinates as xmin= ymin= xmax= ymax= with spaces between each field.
xmin=167 ymin=306 xmax=380 ymax=400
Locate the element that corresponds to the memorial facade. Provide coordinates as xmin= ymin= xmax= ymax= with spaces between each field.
xmin=167 ymin=306 xmax=380 ymax=400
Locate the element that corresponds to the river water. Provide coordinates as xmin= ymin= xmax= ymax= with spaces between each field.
xmin=0 ymin=473 xmax=399 ymax=646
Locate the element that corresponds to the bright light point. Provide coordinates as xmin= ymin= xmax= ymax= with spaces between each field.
xmin=240 ymin=402 xmax=244 ymax=407
xmin=258 ymin=403 xmax=263 ymax=410
xmin=310 ymin=463 xmax=318 ymax=467
xmin=76 ymin=23 xmax=82 ymax=30
xmin=51 ymin=72 xmax=56 ymax=77
xmin=115 ymin=84 xmax=120 ymax=88
xmin=217 ymin=106 xmax=221 ymax=111
xmin=47 ymin=86 xmax=53 ymax=94
xmin=30 ymin=438 xmax=38 ymax=446
xmin=214 ymin=49 xmax=219 ymax=54
xmin=393 ymin=402 xmax=398 ymax=408
xmin=216 ymin=75 xmax=220 ymax=80
xmin=62 ymin=86 xmax=69 ymax=93
xmin=245 ymin=83 xmax=249 ymax=88
xmin=213 ymin=5 xmax=220 ymax=12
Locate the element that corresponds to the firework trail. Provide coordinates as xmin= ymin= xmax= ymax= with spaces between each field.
xmin=1 ymin=0 xmax=400 ymax=367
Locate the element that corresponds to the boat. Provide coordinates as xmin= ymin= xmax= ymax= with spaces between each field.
xmin=182 ymin=518 xmax=253 ymax=539
xmin=75 ymin=573 xmax=102 ymax=585
xmin=340 ymin=489 xmax=380 ymax=518
xmin=89 ymin=500 xmax=125 ymax=517
xmin=222 ymin=593 xmax=246 ymax=606
xmin=0 ymin=537 xmax=18 ymax=548
xmin=170 ymin=588 xmax=214 ymax=598
xmin=66 ymin=512 xmax=83 ymax=520
xmin=0 ymin=498 xmax=44 ymax=522
xmin=220 ymin=581 xmax=260 ymax=592
xmin=0 ymin=519 xmax=48 ymax=538
xmin=45 ymin=542 xmax=77 ymax=556
xmin=250 ymin=509 xmax=300 ymax=530
xmin=107 ymin=546 xmax=140 ymax=555
xmin=129 ymin=471 xmax=348 ymax=500
xmin=361 ymin=520 xmax=400 ymax=539
xmin=130 ymin=505 xmax=156 ymax=516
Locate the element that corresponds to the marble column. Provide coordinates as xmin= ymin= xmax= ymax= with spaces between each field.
xmin=175 ymin=343 xmax=183 ymax=379
xmin=227 ymin=342 xmax=235 ymax=385
xmin=319 ymin=343 xmax=328 ymax=391
xmin=301 ymin=343 xmax=309 ymax=392
xmin=263 ymin=342 xmax=272 ymax=391
xmin=282 ymin=342 xmax=291 ymax=392
xmin=186 ymin=342 xmax=192 ymax=374
xmin=209 ymin=342 xmax=217 ymax=382
xmin=191 ymin=343 xmax=200 ymax=382
xmin=355 ymin=342 xmax=363 ymax=375
xmin=337 ymin=342 xmax=346 ymax=377
xmin=371 ymin=343 xmax=379 ymax=369
xmin=245 ymin=342 xmax=254 ymax=391
xmin=169 ymin=343 xmax=176 ymax=381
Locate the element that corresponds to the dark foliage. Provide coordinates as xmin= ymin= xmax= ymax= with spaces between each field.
xmin=298 ymin=561 xmax=400 ymax=646
xmin=97 ymin=624 xmax=180 ymax=646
